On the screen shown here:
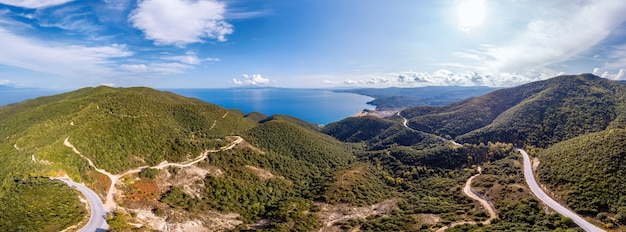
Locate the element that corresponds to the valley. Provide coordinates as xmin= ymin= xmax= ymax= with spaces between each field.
xmin=0 ymin=74 xmax=624 ymax=231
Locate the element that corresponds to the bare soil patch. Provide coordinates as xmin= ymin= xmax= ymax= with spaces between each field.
xmin=130 ymin=208 xmax=242 ymax=232
xmin=316 ymin=198 xmax=398 ymax=232
xmin=243 ymin=165 xmax=277 ymax=180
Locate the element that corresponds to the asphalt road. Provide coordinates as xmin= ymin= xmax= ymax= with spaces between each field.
xmin=516 ymin=148 xmax=604 ymax=232
xmin=59 ymin=179 xmax=109 ymax=232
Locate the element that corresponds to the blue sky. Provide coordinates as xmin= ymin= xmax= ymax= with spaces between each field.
xmin=0 ymin=0 xmax=625 ymax=89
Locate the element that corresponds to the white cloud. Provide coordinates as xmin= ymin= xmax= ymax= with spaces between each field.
xmin=121 ymin=62 xmax=192 ymax=74
xmin=459 ymin=0 xmax=626 ymax=74
xmin=120 ymin=64 xmax=148 ymax=72
xmin=162 ymin=52 xmax=200 ymax=65
xmin=593 ymin=67 xmax=601 ymax=75
xmin=35 ymin=6 xmax=104 ymax=33
xmin=129 ymin=0 xmax=233 ymax=46
xmin=0 ymin=27 xmax=131 ymax=79
xmin=161 ymin=51 xmax=218 ymax=65
xmin=0 ymin=0 xmax=73 ymax=8
xmin=336 ymin=70 xmax=559 ymax=87
xmin=232 ymin=74 xmax=271 ymax=85
xmin=600 ymin=69 xmax=626 ymax=80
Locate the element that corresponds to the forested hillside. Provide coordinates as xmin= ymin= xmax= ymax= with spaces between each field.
xmin=0 ymin=86 xmax=257 ymax=177
xmin=401 ymin=74 xmax=626 ymax=147
xmin=322 ymin=116 xmax=443 ymax=149
xmin=537 ymin=128 xmax=626 ymax=227
xmin=0 ymin=86 xmax=258 ymax=231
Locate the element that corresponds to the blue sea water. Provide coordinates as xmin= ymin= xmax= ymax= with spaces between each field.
xmin=1 ymin=87 xmax=374 ymax=125
xmin=0 ymin=89 xmax=65 ymax=106
xmin=167 ymin=88 xmax=375 ymax=125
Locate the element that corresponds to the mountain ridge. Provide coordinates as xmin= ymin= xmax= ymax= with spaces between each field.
xmin=400 ymin=74 xmax=626 ymax=147
xmin=2 ymin=75 xmax=625 ymax=231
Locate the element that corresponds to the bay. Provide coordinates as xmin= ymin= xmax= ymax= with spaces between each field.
xmin=167 ymin=88 xmax=375 ymax=125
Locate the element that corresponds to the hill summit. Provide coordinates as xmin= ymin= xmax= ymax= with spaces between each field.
xmin=0 ymin=86 xmax=258 ymax=179
xmin=400 ymin=74 xmax=626 ymax=147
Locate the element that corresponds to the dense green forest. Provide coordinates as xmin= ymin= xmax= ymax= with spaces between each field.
xmin=322 ymin=116 xmax=443 ymax=150
xmin=0 ymin=177 xmax=86 ymax=231
xmin=153 ymin=117 xmax=378 ymax=229
xmin=537 ymin=128 xmax=626 ymax=227
xmin=0 ymin=86 xmax=258 ymax=181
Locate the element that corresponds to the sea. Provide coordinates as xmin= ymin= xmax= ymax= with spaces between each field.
xmin=0 ymin=88 xmax=65 ymax=106
xmin=167 ymin=88 xmax=375 ymax=125
xmin=1 ymin=87 xmax=375 ymax=125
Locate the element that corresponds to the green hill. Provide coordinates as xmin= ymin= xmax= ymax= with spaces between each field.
xmin=245 ymin=119 xmax=354 ymax=173
xmin=323 ymin=116 xmax=396 ymax=142
xmin=537 ymin=128 xmax=626 ymax=224
xmin=322 ymin=116 xmax=443 ymax=150
xmin=243 ymin=111 xmax=268 ymax=122
xmin=0 ymin=86 xmax=258 ymax=193
xmin=0 ymin=86 xmax=253 ymax=230
xmin=401 ymin=74 xmax=626 ymax=147
xmin=259 ymin=114 xmax=322 ymax=132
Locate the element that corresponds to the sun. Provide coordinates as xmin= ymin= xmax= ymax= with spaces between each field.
xmin=457 ymin=0 xmax=487 ymax=32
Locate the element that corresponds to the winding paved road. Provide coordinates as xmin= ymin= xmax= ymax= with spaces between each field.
xmin=58 ymin=179 xmax=109 ymax=232
xmin=396 ymin=111 xmax=604 ymax=231
xmin=516 ymin=148 xmax=604 ymax=232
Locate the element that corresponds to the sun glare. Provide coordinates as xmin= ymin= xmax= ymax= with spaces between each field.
xmin=457 ymin=0 xmax=487 ymax=32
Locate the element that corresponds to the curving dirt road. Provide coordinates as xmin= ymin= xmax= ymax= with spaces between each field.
xmin=65 ymin=136 xmax=243 ymax=210
xmin=61 ymin=135 xmax=244 ymax=231
xmin=516 ymin=148 xmax=604 ymax=232
xmin=436 ymin=166 xmax=497 ymax=232
xmin=463 ymin=169 xmax=497 ymax=224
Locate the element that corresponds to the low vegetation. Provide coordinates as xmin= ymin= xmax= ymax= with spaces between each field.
xmin=460 ymin=154 xmax=579 ymax=231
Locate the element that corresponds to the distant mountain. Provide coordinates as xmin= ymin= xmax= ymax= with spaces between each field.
xmin=401 ymin=74 xmax=626 ymax=147
xmin=338 ymin=86 xmax=499 ymax=110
